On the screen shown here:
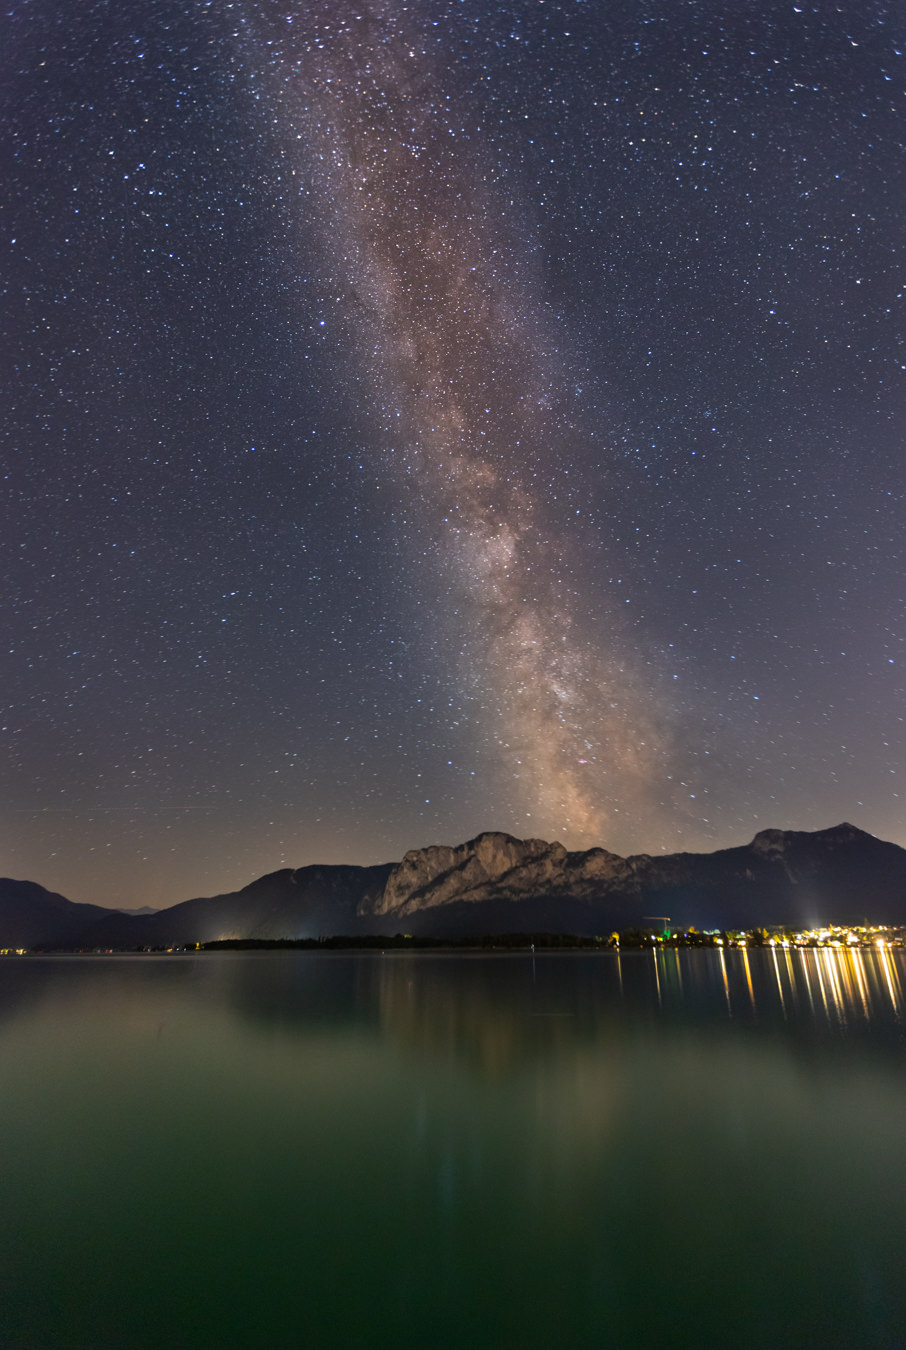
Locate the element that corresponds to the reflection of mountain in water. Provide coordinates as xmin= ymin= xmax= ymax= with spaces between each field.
xmin=208 ymin=952 xmax=629 ymax=1074
xmin=374 ymin=956 xmax=614 ymax=1078
xmin=217 ymin=948 xmax=906 ymax=1079
xmin=211 ymin=952 xmax=381 ymax=1038
xmin=4 ymin=963 xmax=906 ymax=1350
xmin=1 ymin=950 xmax=903 ymax=1086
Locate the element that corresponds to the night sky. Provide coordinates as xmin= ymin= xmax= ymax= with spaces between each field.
xmin=4 ymin=0 xmax=903 ymax=909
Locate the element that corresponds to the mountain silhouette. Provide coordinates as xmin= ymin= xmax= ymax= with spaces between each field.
xmin=3 ymin=823 xmax=904 ymax=949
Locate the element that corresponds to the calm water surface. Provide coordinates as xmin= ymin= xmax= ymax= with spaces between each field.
xmin=1 ymin=948 xmax=905 ymax=1349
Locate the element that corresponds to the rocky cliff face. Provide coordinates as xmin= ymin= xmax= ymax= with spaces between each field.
xmin=366 ymin=831 xmax=639 ymax=917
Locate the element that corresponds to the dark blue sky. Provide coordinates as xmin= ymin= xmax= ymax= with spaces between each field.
xmin=4 ymin=0 xmax=903 ymax=907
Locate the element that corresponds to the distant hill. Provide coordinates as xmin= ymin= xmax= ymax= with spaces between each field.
xmin=80 ymin=863 xmax=395 ymax=949
xmin=3 ymin=822 xmax=905 ymax=949
xmin=0 ymin=879 xmax=116 ymax=949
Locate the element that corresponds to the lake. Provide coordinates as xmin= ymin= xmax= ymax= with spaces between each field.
xmin=1 ymin=948 xmax=905 ymax=1349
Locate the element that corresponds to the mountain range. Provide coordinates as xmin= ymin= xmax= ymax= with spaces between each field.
xmin=2 ymin=822 xmax=905 ymax=950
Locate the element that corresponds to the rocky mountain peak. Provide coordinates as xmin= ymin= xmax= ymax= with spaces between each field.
xmin=817 ymin=822 xmax=874 ymax=843
xmin=751 ymin=822 xmax=876 ymax=857
xmin=369 ymin=831 xmax=569 ymax=916
xmin=750 ymin=828 xmax=790 ymax=856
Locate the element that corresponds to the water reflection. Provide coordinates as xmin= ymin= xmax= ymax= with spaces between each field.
xmin=716 ymin=946 xmax=730 ymax=1016
xmin=765 ymin=946 xmax=903 ymax=1027
xmin=2 ymin=947 xmax=903 ymax=1059
xmin=1 ymin=951 xmax=906 ymax=1350
xmin=630 ymin=945 xmax=905 ymax=1034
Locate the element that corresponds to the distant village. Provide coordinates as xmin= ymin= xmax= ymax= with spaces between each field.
xmin=631 ymin=918 xmax=906 ymax=950
xmin=615 ymin=922 xmax=906 ymax=949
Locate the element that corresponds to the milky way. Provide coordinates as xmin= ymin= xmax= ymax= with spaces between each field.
xmin=245 ymin=0 xmax=665 ymax=842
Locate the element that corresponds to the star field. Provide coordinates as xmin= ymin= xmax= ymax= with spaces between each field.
xmin=3 ymin=0 xmax=904 ymax=908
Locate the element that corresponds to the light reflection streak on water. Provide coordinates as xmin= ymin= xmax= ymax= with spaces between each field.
xmin=819 ymin=948 xmax=846 ymax=1026
xmin=741 ymin=948 xmax=755 ymax=1012
xmin=850 ymin=950 xmax=871 ymax=1019
xmin=812 ymin=949 xmax=833 ymax=1021
xmin=878 ymin=947 xmax=902 ymax=1015
xmin=841 ymin=951 xmax=866 ymax=1020
xmin=798 ymin=949 xmax=817 ymax=1016
xmin=836 ymin=952 xmax=856 ymax=1014
xmin=652 ymin=947 xmax=661 ymax=1007
xmin=672 ymin=947 xmax=683 ymax=994
xmin=784 ymin=947 xmax=797 ymax=1011
xmin=771 ymin=945 xmax=787 ymax=1020
xmin=718 ymin=947 xmax=731 ymax=1016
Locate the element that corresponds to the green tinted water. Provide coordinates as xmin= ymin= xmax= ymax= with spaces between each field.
xmin=1 ymin=949 xmax=905 ymax=1349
